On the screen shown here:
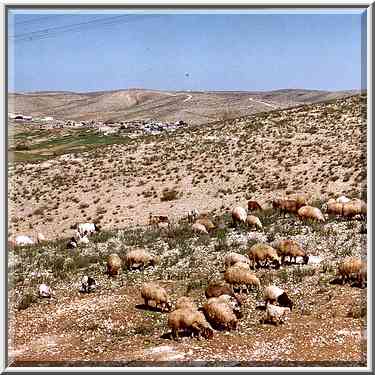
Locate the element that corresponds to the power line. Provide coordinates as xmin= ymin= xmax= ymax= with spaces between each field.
xmin=13 ymin=15 xmax=64 ymax=26
xmin=10 ymin=14 xmax=128 ymax=39
xmin=11 ymin=15 xmax=163 ymax=44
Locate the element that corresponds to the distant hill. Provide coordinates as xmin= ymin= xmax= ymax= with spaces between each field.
xmin=8 ymin=88 xmax=360 ymax=125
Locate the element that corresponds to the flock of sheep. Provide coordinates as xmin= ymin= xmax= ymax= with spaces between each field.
xmin=102 ymin=193 xmax=367 ymax=340
xmin=11 ymin=192 xmax=367 ymax=342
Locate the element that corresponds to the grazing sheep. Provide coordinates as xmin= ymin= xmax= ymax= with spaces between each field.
xmin=66 ymin=237 xmax=78 ymax=249
xmin=273 ymin=239 xmax=309 ymax=265
xmin=175 ymin=296 xmax=198 ymax=310
xmin=195 ymin=217 xmax=215 ymax=232
xmin=205 ymin=282 xmax=242 ymax=306
xmin=246 ymin=215 xmax=263 ymax=230
xmin=247 ymin=200 xmax=263 ymax=211
xmin=206 ymin=294 xmax=242 ymax=318
xmin=202 ymin=301 xmax=238 ymax=331
xmin=231 ymin=206 xmax=247 ymax=226
xmin=264 ymin=304 xmax=291 ymax=326
xmin=187 ymin=209 xmax=200 ymax=223
xmin=247 ymin=243 xmax=281 ymax=269
xmin=39 ymin=284 xmax=52 ymax=298
xmin=298 ymin=206 xmax=325 ymax=222
xmin=77 ymin=223 xmax=100 ymax=236
xmin=149 ymin=213 xmax=170 ymax=227
xmin=342 ymin=199 xmax=367 ymax=219
xmin=263 ymin=285 xmax=293 ymax=310
xmin=80 ymin=275 xmax=97 ymax=293
xmin=327 ymin=201 xmax=344 ymax=216
xmin=272 ymin=196 xmax=306 ymax=216
xmin=337 ymin=257 xmax=363 ymax=284
xmin=106 ymin=253 xmax=122 ymax=276
xmin=124 ymin=249 xmax=159 ymax=270
xmin=15 ymin=235 xmax=35 ymax=246
xmin=336 ymin=195 xmax=351 ymax=203
xmin=141 ymin=283 xmax=172 ymax=312
xmin=168 ymin=308 xmax=213 ymax=340
xmin=192 ymin=222 xmax=209 ymax=235
xmin=224 ymin=266 xmax=261 ymax=293
xmin=232 ymin=261 xmax=251 ymax=270
xmin=224 ymin=252 xmax=250 ymax=269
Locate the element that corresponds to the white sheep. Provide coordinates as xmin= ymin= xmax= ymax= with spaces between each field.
xmin=232 ymin=206 xmax=247 ymax=226
xmin=39 ymin=284 xmax=52 ymax=298
xmin=263 ymin=285 xmax=293 ymax=310
xmin=264 ymin=304 xmax=291 ymax=325
xmin=77 ymin=223 xmax=100 ymax=236
xmin=15 ymin=235 xmax=35 ymax=246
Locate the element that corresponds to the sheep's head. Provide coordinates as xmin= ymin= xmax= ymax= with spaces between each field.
xmin=303 ymin=255 xmax=309 ymax=265
xmin=278 ymin=292 xmax=293 ymax=310
xmin=165 ymin=300 xmax=173 ymax=311
xmin=202 ymin=326 xmax=214 ymax=339
xmin=272 ymin=256 xmax=281 ymax=270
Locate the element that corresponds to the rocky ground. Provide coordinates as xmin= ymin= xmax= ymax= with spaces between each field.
xmin=8 ymin=212 xmax=367 ymax=367
xmin=7 ymin=93 xmax=368 ymax=368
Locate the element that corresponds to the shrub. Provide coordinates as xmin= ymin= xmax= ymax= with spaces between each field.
xmin=160 ymin=188 xmax=180 ymax=202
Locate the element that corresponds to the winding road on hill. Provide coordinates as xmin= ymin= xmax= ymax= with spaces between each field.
xmin=248 ymin=97 xmax=278 ymax=109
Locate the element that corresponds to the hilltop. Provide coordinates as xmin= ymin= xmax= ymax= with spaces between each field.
xmin=8 ymin=88 xmax=360 ymax=125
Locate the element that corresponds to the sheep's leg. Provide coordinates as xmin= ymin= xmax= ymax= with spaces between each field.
xmin=144 ymin=298 xmax=149 ymax=307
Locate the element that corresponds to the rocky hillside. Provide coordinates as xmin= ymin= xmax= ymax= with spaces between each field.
xmin=8 ymin=93 xmax=367 ymax=367
xmin=8 ymin=94 xmax=366 ymax=240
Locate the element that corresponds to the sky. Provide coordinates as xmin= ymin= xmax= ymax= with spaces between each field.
xmin=8 ymin=9 xmax=366 ymax=93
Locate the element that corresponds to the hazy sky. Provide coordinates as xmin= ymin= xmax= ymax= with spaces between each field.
xmin=8 ymin=9 xmax=366 ymax=93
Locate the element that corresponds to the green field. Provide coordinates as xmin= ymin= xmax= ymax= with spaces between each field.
xmin=9 ymin=127 xmax=133 ymax=163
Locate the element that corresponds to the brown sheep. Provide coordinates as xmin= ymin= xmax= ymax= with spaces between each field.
xmin=297 ymin=206 xmax=325 ymax=222
xmin=140 ymin=283 xmax=172 ymax=312
xmin=107 ymin=254 xmax=122 ymax=276
xmin=224 ymin=266 xmax=261 ymax=293
xmin=247 ymin=243 xmax=281 ymax=269
xmin=168 ymin=308 xmax=213 ymax=340
xmin=125 ymin=249 xmax=159 ymax=270
xmin=247 ymin=200 xmax=263 ymax=211
xmin=272 ymin=196 xmax=306 ymax=216
xmin=342 ymin=199 xmax=367 ymax=219
xmin=205 ymin=282 xmax=243 ymax=306
xmin=273 ymin=239 xmax=309 ymax=265
xmin=223 ymin=252 xmax=250 ymax=269
xmin=327 ymin=201 xmax=344 ymax=216
xmin=337 ymin=257 xmax=363 ymax=285
xmin=149 ymin=213 xmax=170 ymax=228
xmin=202 ymin=301 xmax=238 ymax=331
xmin=246 ymin=215 xmax=262 ymax=230
xmin=195 ymin=217 xmax=216 ymax=232
xmin=192 ymin=222 xmax=209 ymax=235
